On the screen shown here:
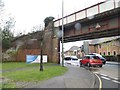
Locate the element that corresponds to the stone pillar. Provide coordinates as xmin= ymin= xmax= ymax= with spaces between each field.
xmin=43 ymin=22 xmax=60 ymax=63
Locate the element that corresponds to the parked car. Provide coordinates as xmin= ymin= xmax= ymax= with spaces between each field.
xmin=64 ymin=57 xmax=72 ymax=64
xmin=80 ymin=55 xmax=103 ymax=67
xmin=88 ymin=53 xmax=106 ymax=64
xmin=64 ymin=56 xmax=79 ymax=66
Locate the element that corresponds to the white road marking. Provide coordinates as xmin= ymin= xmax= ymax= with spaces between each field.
xmin=100 ymin=74 xmax=108 ymax=77
xmin=112 ymin=80 xmax=120 ymax=84
xmin=93 ymin=72 xmax=98 ymax=74
xmin=93 ymin=72 xmax=120 ymax=85
xmin=109 ymin=76 xmax=119 ymax=80
xmin=101 ymin=76 xmax=111 ymax=80
xmin=113 ymin=78 xmax=119 ymax=80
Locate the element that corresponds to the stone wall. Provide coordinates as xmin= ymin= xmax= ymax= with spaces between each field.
xmin=12 ymin=22 xmax=60 ymax=63
xmin=16 ymin=49 xmax=41 ymax=62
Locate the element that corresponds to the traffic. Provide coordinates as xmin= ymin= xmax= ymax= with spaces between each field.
xmin=63 ymin=53 xmax=106 ymax=68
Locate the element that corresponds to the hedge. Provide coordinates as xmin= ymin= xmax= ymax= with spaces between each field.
xmin=102 ymin=55 xmax=120 ymax=62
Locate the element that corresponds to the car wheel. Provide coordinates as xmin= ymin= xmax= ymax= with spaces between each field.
xmin=104 ymin=61 xmax=106 ymax=64
xmin=80 ymin=62 xmax=82 ymax=67
xmin=87 ymin=63 xmax=91 ymax=67
xmin=100 ymin=65 xmax=102 ymax=67
xmin=102 ymin=61 xmax=104 ymax=64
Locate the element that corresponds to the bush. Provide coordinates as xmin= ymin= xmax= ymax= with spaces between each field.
xmin=2 ymin=48 xmax=17 ymax=62
xmin=102 ymin=55 xmax=118 ymax=62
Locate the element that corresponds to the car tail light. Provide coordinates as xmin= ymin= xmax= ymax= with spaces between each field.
xmin=90 ymin=59 xmax=93 ymax=62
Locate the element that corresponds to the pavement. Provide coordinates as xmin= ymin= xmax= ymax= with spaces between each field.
xmin=23 ymin=65 xmax=95 ymax=88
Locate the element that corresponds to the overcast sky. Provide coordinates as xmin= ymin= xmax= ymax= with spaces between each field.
xmin=2 ymin=0 xmax=107 ymax=51
xmin=2 ymin=0 xmax=106 ymax=35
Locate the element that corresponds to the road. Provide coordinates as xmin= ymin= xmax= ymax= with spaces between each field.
xmin=24 ymin=64 xmax=95 ymax=88
xmin=24 ymin=61 xmax=120 ymax=88
xmin=26 ymin=61 xmax=120 ymax=88
xmin=1 ymin=61 xmax=119 ymax=88
xmin=88 ymin=61 xmax=120 ymax=89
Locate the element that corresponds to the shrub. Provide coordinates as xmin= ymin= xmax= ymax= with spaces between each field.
xmin=102 ymin=55 xmax=117 ymax=61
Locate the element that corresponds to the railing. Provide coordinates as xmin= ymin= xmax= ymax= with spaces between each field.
xmin=54 ymin=0 xmax=120 ymax=27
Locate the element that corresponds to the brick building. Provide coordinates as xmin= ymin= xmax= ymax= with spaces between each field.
xmin=89 ymin=36 xmax=120 ymax=56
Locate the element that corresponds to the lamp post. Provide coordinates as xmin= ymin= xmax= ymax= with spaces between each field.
xmin=28 ymin=26 xmax=45 ymax=71
xmin=40 ymin=29 xmax=44 ymax=71
xmin=61 ymin=0 xmax=64 ymax=67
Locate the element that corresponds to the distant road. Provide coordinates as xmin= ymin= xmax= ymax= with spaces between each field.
xmin=90 ymin=61 xmax=120 ymax=88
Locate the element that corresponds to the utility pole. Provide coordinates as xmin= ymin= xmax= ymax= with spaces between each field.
xmin=40 ymin=30 xmax=44 ymax=71
xmin=61 ymin=0 xmax=64 ymax=67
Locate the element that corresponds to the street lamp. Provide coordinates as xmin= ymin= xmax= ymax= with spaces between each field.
xmin=61 ymin=0 xmax=64 ymax=67
xmin=39 ymin=30 xmax=44 ymax=71
xmin=28 ymin=28 xmax=44 ymax=71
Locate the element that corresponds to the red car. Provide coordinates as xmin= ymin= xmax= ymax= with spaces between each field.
xmin=80 ymin=55 xmax=103 ymax=67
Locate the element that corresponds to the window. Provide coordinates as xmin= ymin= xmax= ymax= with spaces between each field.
xmin=113 ymin=51 xmax=116 ymax=55
xmin=64 ymin=57 xmax=71 ymax=61
xmin=71 ymin=58 xmax=78 ymax=61
xmin=92 ymin=56 xmax=99 ymax=59
xmin=103 ymin=52 xmax=105 ymax=55
xmin=99 ymin=45 xmax=101 ymax=48
xmin=74 ymin=51 xmax=77 ymax=55
xmin=108 ymin=52 xmax=110 ymax=55
xmin=87 ymin=56 xmax=90 ymax=59
xmin=84 ymin=56 xmax=90 ymax=59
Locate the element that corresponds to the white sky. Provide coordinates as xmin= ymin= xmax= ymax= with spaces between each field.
xmin=63 ymin=41 xmax=83 ymax=51
xmin=2 ymin=0 xmax=106 ymax=51
xmin=2 ymin=0 xmax=105 ymax=35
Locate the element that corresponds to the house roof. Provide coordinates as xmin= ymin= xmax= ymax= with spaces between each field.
xmin=68 ymin=46 xmax=80 ymax=51
xmin=89 ymin=36 xmax=120 ymax=45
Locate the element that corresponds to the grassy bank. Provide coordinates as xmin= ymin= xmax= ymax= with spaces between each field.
xmin=1 ymin=62 xmax=68 ymax=88
xmin=2 ymin=62 xmax=41 ymax=70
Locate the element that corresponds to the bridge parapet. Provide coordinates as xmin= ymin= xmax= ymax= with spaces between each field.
xmin=54 ymin=0 xmax=120 ymax=27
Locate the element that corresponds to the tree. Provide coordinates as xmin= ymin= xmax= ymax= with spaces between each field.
xmin=0 ymin=0 xmax=5 ymax=30
xmin=44 ymin=16 xmax=54 ymax=27
xmin=2 ymin=17 xmax=15 ymax=50
xmin=2 ymin=29 xmax=13 ymax=49
xmin=0 ymin=0 xmax=4 ymax=13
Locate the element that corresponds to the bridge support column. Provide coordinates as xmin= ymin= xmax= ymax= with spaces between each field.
xmin=43 ymin=22 xmax=60 ymax=64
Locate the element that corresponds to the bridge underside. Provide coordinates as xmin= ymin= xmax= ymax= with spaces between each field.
xmin=59 ymin=7 xmax=120 ymax=43
xmin=64 ymin=28 xmax=120 ymax=42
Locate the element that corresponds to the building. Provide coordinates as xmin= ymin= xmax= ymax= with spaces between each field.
xmin=64 ymin=46 xmax=82 ymax=58
xmin=89 ymin=36 xmax=120 ymax=56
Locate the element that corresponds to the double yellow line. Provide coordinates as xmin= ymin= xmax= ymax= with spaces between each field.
xmin=95 ymin=73 xmax=102 ymax=90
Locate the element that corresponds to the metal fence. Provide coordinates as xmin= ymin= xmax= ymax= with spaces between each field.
xmin=54 ymin=0 xmax=120 ymax=27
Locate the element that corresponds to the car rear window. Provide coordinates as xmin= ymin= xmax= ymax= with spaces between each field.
xmin=92 ymin=56 xmax=99 ymax=59
xmin=85 ymin=56 xmax=90 ymax=59
xmin=64 ymin=57 xmax=71 ymax=61
xmin=71 ymin=58 xmax=78 ymax=60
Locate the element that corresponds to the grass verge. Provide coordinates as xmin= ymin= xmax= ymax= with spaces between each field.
xmin=2 ymin=62 xmax=39 ymax=70
xmin=2 ymin=62 xmax=68 ymax=88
